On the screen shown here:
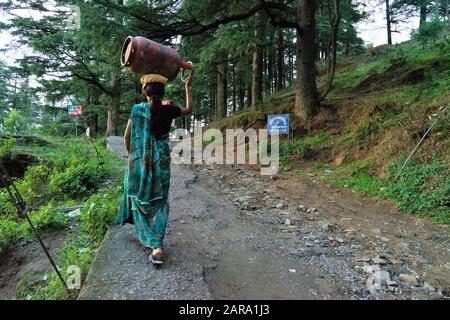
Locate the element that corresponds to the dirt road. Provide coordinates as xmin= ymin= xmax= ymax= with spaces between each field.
xmin=79 ymin=137 xmax=449 ymax=300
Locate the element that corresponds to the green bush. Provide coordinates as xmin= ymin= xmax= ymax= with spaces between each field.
xmin=0 ymin=219 xmax=25 ymax=252
xmin=277 ymin=139 xmax=310 ymax=171
xmin=3 ymin=109 xmax=26 ymax=135
xmin=0 ymin=203 xmax=68 ymax=253
xmin=0 ymin=191 xmax=16 ymax=219
xmin=413 ymin=18 xmax=447 ymax=48
xmin=0 ymin=137 xmax=123 ymax=253
xmin=302 ymin=132 xmax=331 ymax=149
xmin=49 ymin=157 xmax=107 ymax=200
xmin=19 ymin=165 xmax=52 ymax=207
xmin=29 ymin=203 xmax=69 ymax=231
xmin=81 ymin=187 xmax=122 ymax=243
xmin=0 ymin=138 xmax=15 ymax=156
xmin=280 ymin=139 xmax=310 ymax=158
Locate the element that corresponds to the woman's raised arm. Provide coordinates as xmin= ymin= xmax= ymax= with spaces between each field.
xmin=180 ymin=76 xmax=193 ymax=116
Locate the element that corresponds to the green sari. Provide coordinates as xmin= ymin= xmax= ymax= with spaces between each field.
xmin=115 ymin=102 xmax=171 ymax=249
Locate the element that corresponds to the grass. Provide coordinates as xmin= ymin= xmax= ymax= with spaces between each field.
xmin=302 ymin=132 xmax=331 ymax=149
xmin=278 ymin=139 xmax=310 ymax=170
xmin=384 ymin=157 xmax=450 ymax=224
xmin=331 ymin=59 xmax=386 ymax=91
xmin=320 ymin=157 xmax=450 ymax=224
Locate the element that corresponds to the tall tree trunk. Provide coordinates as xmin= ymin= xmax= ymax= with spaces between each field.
xmin=276 ymin=28 xmax=284 ymax=91
xmin=232 ymin=63 xmax=237 ymax=113
xmin=294 ymin=0 xmax=320 ymax=125
xmin=420 ymin=5 xmax=427 ymax=26
xmin=386 ymin=0 xmax=392 ymax=45
xmin=246 ymin=83 xmax=252 ymax=108
xmin=321 ymin=0 xmax=341 ymax=101
xmin=288 ymin=43 xmax=294 ymax=84
xmin=252 ymin=11 xmax=264 ymax=111
xmin=217 ymin=57 xmax=228 ymax=119
xmin=238 ymin=70 xmax=245 ymax=112
xmin=210 ymin=81 xmax=216 ymax=122
xmin=442 ymin=0 xmax=449 ymax=22
xmin=106 ymin=72 xmax=121 ymax=136
xmin=268 ymin=30 xmax=274 ymax=96
xmin=106 ymin=0 xmax=124 ymax=136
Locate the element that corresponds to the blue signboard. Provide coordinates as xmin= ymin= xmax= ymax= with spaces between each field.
xmin=267 ymin=114 xmax=290 ymax=135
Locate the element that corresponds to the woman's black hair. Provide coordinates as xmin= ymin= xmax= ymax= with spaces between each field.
xmin=143 ymin=82 xmax=165 ymax=138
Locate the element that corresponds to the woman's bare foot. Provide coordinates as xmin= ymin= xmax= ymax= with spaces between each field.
xmin=152 ymin=248 xmax=164 ymax=259
xmin=149 ymin=248 xmax=164 ymax=265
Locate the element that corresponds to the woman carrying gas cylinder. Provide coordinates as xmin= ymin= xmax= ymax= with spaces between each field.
xmin=116 ymin=73 xmax=193 ymax=265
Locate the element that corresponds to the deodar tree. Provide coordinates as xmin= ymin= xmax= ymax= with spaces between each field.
xmin=1 ymin=0 xmax=365 ymax=133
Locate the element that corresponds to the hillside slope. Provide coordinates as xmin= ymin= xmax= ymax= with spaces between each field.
xmin=208 ymin=38 xmax=450 ymax=224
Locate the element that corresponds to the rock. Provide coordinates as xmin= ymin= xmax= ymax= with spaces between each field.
xmin=386 ymin=280 xmax=397 ymax=287
xmin=358 ymin=256 xmax=372 ymax=263
xmin=319 ymin=221 xmax=331 ymax=230
xmin=298 ymin=205 xmax=306 ymax=211
xmin=275 ymin=202 xmax=285 ymax=209
xmin=334 ymin=153 xmax=346 ymax=166
xmin=388 ymin=258 xmax=402 ymax=265
xmin=67 ymin=208 xmax=81 ymax=218
xmin=429 ymin=292 xmax=443 ymax=300
xmin=399 ymin=274 xmax=418 ymax=286
xmin=372 ymin=256 xmax=387 ymax=265
xmin=443 ymin=262 xmax=450 ymax=270
xmin=344 ymin=228 xmax=357 ymax=234
xmin=285 ymin=219 xmax=291 ymax=226
xmin=412 ymin=260 xmax=422 ymax=268
xmin=289 ymin=249 xmax=302 ymax=256
xmin=370 ymin=228 xmax=382 ymax=235
xmin=377 ymin=271 xmax=391 ymax=283
xmin=423 ymin=282 xmax=436 ymax=292
xmin=0 ymin=152 xmax=39 ymax=183
xmin=363 ymin=265 xmax=377 ymax=274
xmin=335 ymin=237 xmax=344 ymax=243
xmin=192 ymin=212 xmax=200 ymax=219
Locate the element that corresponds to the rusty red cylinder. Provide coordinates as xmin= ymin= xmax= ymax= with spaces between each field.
xmin=121 ymin=36 xmax=193 ymax=82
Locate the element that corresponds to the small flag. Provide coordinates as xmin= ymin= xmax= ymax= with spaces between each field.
xmin=67 ymin=98 xmax=82 ymax=117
